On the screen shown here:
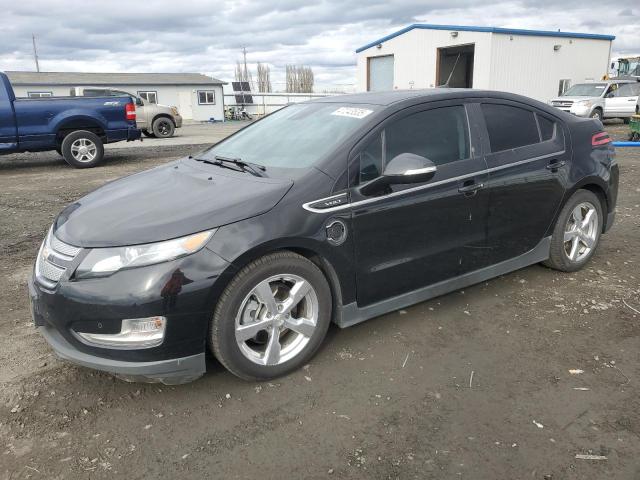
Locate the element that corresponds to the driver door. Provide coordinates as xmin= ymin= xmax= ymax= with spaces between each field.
xmin=349 ymin=102 xmax=490 ymax=307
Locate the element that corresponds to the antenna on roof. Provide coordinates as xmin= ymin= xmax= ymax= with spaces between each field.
xmin=438 ymin=53 xmax=461 ymax=88
xmin=32 ymin=34 xmax=40 ymax=73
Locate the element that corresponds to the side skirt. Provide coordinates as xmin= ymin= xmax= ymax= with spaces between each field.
xmin=336 ymin=236 xmax=551 ymax=328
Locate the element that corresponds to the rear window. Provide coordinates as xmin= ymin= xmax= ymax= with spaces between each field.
xmin=481 ymin=104 xmax=540 ymax=152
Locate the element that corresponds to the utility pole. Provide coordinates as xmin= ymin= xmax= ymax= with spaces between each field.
xmin=32 ymin=34 xmax=40 ymax=72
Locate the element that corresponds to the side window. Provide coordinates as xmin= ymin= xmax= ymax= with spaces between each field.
xmin=612 ymin=83 xmax=636 ymax=97
xmin=481 ymin=104 xmax=539 ymax=152
xmin=385 ymin=106 xmax=469 ymax=166
xmin=536 ymin=114 xmax=556 ymax=141
xmin=358 ymin=105 xmax=469 ymax=184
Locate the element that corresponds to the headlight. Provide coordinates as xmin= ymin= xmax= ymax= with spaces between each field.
xmin=76 ymin=230 xmax=215 ymax=278
xmin=574 ymin=100 xmax=593 ymax=107
xmin=171 ymin=106 xmax=179 ymax=116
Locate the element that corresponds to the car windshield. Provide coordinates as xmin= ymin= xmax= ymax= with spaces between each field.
xmin=561 ymin=84 xmax=607 ymax=97
xmin=200 ymin=102 xmax=380 ymax=169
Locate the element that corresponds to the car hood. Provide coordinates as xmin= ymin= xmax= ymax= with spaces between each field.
xmin=550 ymin=96 xmax=597 ymax=103
xmin=53 ymin=159 xmax=293 ymax=248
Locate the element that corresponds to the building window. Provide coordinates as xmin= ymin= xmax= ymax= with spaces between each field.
xmin=137 ymin=91 xmax=158 ymax=103
xmin=27 ymin=91 xmax=53 ymax=98
xmin=197 ymin=90 xmax=216 ymax=105
xmin=558 ymin=79 xmax=571 ymax=96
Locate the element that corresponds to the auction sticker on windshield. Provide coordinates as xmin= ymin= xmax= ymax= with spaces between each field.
xmin=331 ymin=107 xmax=373 ymax=119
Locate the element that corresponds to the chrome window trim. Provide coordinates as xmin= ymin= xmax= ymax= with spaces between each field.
xmin=302 ymin=150 xmax=565 ymax=213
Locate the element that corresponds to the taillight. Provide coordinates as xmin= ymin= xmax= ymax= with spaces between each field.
xmin=592 ymin=131 xmax=611 ymax=147
xmin=125 ymin=102 xmax=136 ymax=121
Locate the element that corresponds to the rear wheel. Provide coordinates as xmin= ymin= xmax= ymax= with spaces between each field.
xmin=152 ymin=117 xmax=175 ymax=138
xmin=61 ymin=130 xmax=104 ymax=168
xmin=543 ymin=189 xmax=602 ymax=272
xmin=209 ymin=251 xmax=332 ymax=381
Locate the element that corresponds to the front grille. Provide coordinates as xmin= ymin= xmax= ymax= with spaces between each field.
xmin=552 ymin=101 xmax=573 ymax=107
xmin=50 ymin=235 xmax=81 ymax=258
xmin=37 ymin=255 xmax=65 ymax=282
xmin=35 ymin=231 xmax=82 ymax=287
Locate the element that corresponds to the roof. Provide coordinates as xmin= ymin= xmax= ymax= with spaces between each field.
xmin=5 ymin=71 xmax=226 ymax=86
xmin=313 ymin=89 xmax=449 ymax=105
xmin=356 ymin=24 xmax=616 ymax=53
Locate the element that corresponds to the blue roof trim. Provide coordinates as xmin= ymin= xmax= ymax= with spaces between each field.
xmin=355 ymin=24 xmax=616 ymax=53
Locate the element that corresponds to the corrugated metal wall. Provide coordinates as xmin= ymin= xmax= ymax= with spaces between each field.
xmin=357 ymin=28 xmax=612 ymax=102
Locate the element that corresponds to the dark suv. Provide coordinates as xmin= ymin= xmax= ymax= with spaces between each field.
xmin=29 ymin=90 xmax=619 ymax=384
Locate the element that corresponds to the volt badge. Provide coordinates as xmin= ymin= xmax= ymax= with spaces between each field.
xmin=326 ymin=219 xmax=347 ymax=246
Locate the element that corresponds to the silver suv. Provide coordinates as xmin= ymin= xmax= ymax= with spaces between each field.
xmin=70 ymin=87 xmax=183 ymax=138
xmin=548 ymin=80 xmax=640 ymax=123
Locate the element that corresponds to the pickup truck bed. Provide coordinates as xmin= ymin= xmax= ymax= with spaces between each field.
xmin=1 ymin=72 xmax=141 ymax=168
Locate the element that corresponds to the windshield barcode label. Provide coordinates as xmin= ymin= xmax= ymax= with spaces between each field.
xmin=331 ymin=107 xmax=373 ymax=119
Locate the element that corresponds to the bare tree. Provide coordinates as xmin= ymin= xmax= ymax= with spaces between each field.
xmin=256 ymin=63 xmax=272 ymax=93
xmin=285 ymin=65 xmax=314 ymax=93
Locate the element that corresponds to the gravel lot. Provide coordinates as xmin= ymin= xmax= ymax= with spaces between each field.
xmin=0 ymin=123 xmax=638 ymax=479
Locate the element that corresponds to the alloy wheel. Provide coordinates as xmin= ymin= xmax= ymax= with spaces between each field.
xmin=563 ymin=202 xmax=598 ymax=262
xmin=70 ymin=138 xmax=97 ymax=163
xmin=235 ymin=274 xmax=319 ymax=366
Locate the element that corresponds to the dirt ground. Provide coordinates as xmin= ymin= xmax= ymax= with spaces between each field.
xmin=0 ymin=123 xmax=638 ymax=480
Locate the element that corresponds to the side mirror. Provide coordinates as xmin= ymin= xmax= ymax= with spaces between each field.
xmin=606 ymin=92 xmax=614 ymax=98
xmin=360 ymin=153 xmax=436 ymax=196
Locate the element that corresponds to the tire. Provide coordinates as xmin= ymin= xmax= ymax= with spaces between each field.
xmin=152 ymin=117 xmax=175 ymax=138
xmin=142 ymin=130 xmax=156 ymax=138
xmin=543 ymin=189 xmax=603 ymax=272
xmin=61 ymin=130 xmax=104 ymax=168
xmin=209 ymin=251 xmax=332 ymax=381
xmin=590 ymin=109 xmax=602 ymax=121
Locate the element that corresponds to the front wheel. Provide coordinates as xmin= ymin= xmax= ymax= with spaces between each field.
xmin=61 ymin=130 xmax=104 ymax=168
xmin=152 ymin=117 xmax=175 ymax=138
xmin=590 ymin=109 xmax=603 ymax=121
xmin=209 ymin=251 xmax=332 ymax=381
xmin=543 ymin=189 xmax=603 ymax=272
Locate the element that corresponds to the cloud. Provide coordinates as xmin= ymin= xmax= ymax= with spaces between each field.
xmin=0 ymin=0 xmax=637 ymax=90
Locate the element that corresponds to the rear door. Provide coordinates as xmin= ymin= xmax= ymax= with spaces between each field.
xmin=350 ymin=101 xmax=491 ymax=306
xmin=605 ymin=83 xmax=640 ymax=117
xmin=475 ymin=101 xmax=568 ymax=263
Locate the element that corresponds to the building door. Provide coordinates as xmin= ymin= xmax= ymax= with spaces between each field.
xmin=178 ymin=91 xmax=193 ymax=120
xmin=437 ymin=44 xmax=475 ymax=88
xmin=368 ymin=55 xmax=394 ymax=92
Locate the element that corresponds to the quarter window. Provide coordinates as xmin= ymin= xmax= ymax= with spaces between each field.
xmin=358 ymin=105 xmax=470 ymax=184
xmin=481 ymin=104 xmax=540 ymax=152
xmin=137 ymin=91 xmax=158 ymax=103
xmin=198 ymin=90 xmax=216 ymax=105
xmin=536 ymin=114 xmax=556 ymax=141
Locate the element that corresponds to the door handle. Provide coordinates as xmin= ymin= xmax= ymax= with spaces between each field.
xmin=546 ymin=160 xmax=566 ymax=171
xmin=458 ymin=181 xmax=484 ymax=196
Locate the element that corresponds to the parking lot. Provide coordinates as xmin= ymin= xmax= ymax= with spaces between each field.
xmin=1 ymin=122 xmax=638 ymax=479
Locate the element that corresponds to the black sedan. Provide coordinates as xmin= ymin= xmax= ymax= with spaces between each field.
xmin=29 ymin=89 xmax=619 ymax=383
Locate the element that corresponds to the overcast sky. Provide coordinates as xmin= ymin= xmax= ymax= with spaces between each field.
xmin=0 ymin=0 xmax=637 ymax=90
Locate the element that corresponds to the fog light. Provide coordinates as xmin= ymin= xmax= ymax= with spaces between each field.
xmin=74 ymin=316 xmax=166 ymax=349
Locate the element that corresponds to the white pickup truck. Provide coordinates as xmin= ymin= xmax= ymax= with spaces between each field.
xmin=548 ymin=80 xmax=640 ymax=123
xmin=70 ymin=87 xmax=182 ymax=138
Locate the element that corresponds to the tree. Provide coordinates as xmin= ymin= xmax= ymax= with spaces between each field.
xmin=285 ymin=65 xmax=314 ymax=93
xmin=256 ymin=63 xmax=272 ymax=93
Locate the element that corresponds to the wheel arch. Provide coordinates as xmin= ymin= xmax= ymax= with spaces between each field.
xmin=210 ymin=240 xmax=347 ymax=326
xmin=548 ymin=177 xmax=610 ymax=235
xmin=53 ymin=115 xmax=107 ymax=144
xmin=152 ymin=113 xmax=176 ymax=127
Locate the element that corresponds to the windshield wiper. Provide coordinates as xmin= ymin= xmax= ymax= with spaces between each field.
xmin=213 ymin=155 xmax=266 ymax=177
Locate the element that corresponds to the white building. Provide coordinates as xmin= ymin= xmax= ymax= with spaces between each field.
xmin=6 ymin=72 xmax=226 ymax=121
xmin=356 ymin=24 xmax=615 ymax=101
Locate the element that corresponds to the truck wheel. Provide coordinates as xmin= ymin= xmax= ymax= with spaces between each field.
xmin=152 ymin=118 xmax=175 ymax=138
xmin=142 ymin=130 xmax=156 ymax=138
xmin=61 ymin=130 xmax=104 ymax=168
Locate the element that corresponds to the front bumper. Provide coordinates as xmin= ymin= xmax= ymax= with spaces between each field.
xmin=28 ymin=244 xmax=233 ymax=384
xmin=38 ymin=323 xmax=205 ymax=384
